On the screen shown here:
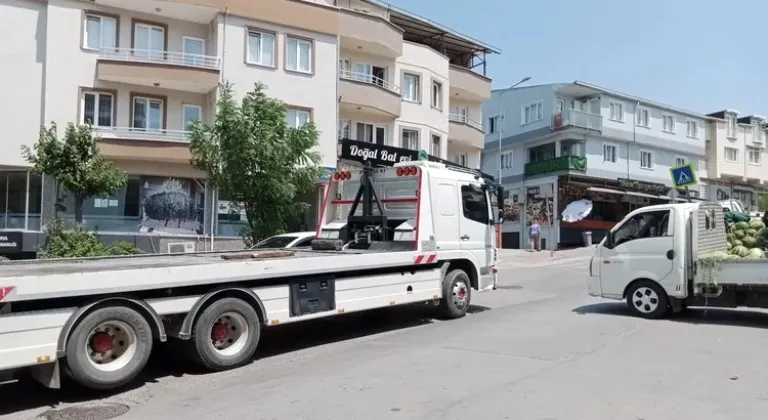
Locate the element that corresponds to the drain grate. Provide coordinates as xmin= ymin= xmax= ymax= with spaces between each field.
xmin=39 ymin=403 xmax=130 ymax=420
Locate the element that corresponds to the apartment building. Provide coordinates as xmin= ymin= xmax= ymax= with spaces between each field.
xmin=703 ymin=110 xmax=768 ymax=208
xmin=481 ymin=81 xmax=708 ymax=249
xmin=335 ymin=0 xmax=497 ymax=170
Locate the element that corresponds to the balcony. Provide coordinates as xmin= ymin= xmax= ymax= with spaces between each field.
xmin=448 ymin=65 xmax=491 ymax=102
xmin=339 ymin=8 xmax=403 ymax=58
xmin=97 ymin=48 xmax=220 ymax=94
xmin=551 ymin=110 xmax=602 ymax=132
xmin=524 ymin=156 xmax=587 ymax=177
xmin=448 ymin=114 xmax=484 ymax=149
xmin=339 ymin=70 xmax=401 ymax=118
xmin=93 ymin=127 xmax=193 ymax=164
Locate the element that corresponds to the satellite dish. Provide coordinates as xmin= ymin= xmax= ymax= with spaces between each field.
xmin=561 ymin=199 xmax=593 ymax=223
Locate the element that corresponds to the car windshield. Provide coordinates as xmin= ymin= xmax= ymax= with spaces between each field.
xmin=251 ymin=236 xmax=297 ymax=249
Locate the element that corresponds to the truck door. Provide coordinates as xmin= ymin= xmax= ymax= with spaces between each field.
xmin=599 ymin=208 xmax=675 ymax=297
xmin=458 ymin=182 xmax=493 ymax=288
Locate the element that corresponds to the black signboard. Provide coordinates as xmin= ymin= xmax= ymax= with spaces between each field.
xmin=617 ymin=178 xmax=669 ymax=195
xmin=0 ymin=231 xmax=22 ymax=253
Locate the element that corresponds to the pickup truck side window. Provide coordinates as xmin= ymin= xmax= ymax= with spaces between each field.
xmin=613 ymin=210 xmax=671 ymax=246
xmin=461 ymin=185 xmax=489 ymax=224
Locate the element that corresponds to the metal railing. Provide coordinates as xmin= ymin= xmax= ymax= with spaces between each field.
xmin=98 ymin=48 xmax=221 ymax=70
xmin=339 ymin=70 xmax=399 ymax=94
xmin=551 ymin=109 xmax=602 ymax=132
xmin=449 ymin=113 xmax=483 ymax=131
xmin=93 ymin=126 xmax=192 ymax=143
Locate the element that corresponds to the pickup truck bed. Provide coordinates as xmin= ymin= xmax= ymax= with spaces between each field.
xmin=0 ymin=248 xmax=435 ymax=303
xmin=696 ymin=259 xmax=768 ymax=287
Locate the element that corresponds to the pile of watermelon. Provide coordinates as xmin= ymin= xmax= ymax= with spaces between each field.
xmin=725 ymin=212 xmax=766 ymax=259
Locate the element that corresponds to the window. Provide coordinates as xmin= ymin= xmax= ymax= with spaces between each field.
xmin=609 ymin=102 xmax=623 ymax=121
xmin=401 ymin=129 xmax=419 ymax=150
xmin=82 ymin=91 xmax=114 ymax=127
xmin=0 ymin=171 xmax=43 ymax=231
xmin=725 ymin=147 xmax=739 ymax=162
xmin=636 ymin=108 xmax=650 ymax=127
xmin=753 ymin=124 xmax=763 ymax=143
xmin=675 ymin=156 xmax=686 ymax=167
xmin=555 ymin=99 xmax=564 ymax=113
xmin=132 ymin=96 xmax=163 ymax=130
xmin=461 ymin=184 xmax=489 ymax=224
xmin=603 ymin=143 xmax=617 ymax=163
xmin=291 ymin=236 xmax=316 ymax=249
xmin=247 ymin=30 xmax=275 ymax=67
xmin=488 ymin=116 xmax=499 ymax=134
xmin=640 ymin=150 xmax=653 ymax=169
xmin=356 ymin=123 xmax=386 ymax=144
xmin=431 ymin=134 xmax=440 ymax=156
xmin=522 ymin=102 xmax=543 ymax=124
xmin=431 ymin=80 xmax=443 ymax=110
xmin=286 ymin=36 xmax=312 ymax=73
xmin=748 ymin=147 xmax=761 ymax=165
xmin=726 ymin=114 xmax=736 ymax=137
xmin=500 ymin=152 xmax=513 ymax=170
xmin=612 ymin=210 xmax=671 ymax=247
xmin=662 ymin=115 xmax=675 ymax=133
xmin=686 ymin=121 xmax=698 ymax=138
xmin=182 ymin=37 xmax=205 ymax=66
xmin=182 ymin=104 xmax=202 ymax=131
xmin=84 ymin=14 xmax=117 ymax=50
xmin=338 ymin=120 xmax=351 ymax=139
xmin=286 ymin=108 xmax=310 ymax=128
xmin=453 ymin=154 xmax=467 ymax=166
xmin=402 ymin=73 xmax=420 ymax=102
xmin=453 ymin=106 xmax=468 ymax=122
xmin=133 ymin=22 xmax=165 ymax=60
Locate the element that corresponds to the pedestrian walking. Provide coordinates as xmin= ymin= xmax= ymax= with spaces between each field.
xmin=529 ymin=221 xmax=541 ymax=251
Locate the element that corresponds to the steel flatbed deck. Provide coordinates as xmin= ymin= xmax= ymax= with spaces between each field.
xmin=0 ymin=248 xmax=440 ymax=302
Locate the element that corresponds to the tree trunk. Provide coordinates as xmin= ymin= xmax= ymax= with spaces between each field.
xmin=74 ymin=195 xmax=84 ymax=227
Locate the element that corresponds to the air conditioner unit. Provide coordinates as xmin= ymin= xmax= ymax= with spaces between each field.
xmin=167 ymin=242 xmax=196 ymax=254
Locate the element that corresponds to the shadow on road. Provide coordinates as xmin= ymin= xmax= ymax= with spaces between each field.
xmin=572 ymin=302 xmax=768 ymax=329
xmin=0 ymin=303 xmax=490 ymax=416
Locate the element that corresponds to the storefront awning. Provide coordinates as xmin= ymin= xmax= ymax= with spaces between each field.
xmin=624 ymin=191 xmax=664 ymax=200
xmin=588 ymin=186 xmax=624 ymax=195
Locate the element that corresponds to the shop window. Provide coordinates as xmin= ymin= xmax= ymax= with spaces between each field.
xmin=58 ymin=176 xmax=205 ymax=235
xmin=28 ymin=173 xmax=43 ymax=230
xmin=216 ymin=189 xmax=247 ymax=237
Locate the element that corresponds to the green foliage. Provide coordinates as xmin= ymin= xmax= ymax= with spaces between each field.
xmin=758 ymin=193 xmax=768 ymax=212
xmin=22 ymin=122 xmax=128 ymax=224
xmin=39 ymin=218 xmax=142 ymax=259
xmin=189 ymin=81 xmax=324 ymax=245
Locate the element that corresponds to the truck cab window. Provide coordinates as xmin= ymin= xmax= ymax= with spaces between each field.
xmin=613 ymin=210 xmax=671 ymax=246
xmin=461 ymin=185 xmax=489 ymax=224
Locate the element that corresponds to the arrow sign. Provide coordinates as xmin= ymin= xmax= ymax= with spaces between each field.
xmin=670 ymin=163 xmax=698 ymax=188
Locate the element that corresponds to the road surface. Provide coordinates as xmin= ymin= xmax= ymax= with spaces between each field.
xmin=2 ymin=250 xmax=768 ymax=420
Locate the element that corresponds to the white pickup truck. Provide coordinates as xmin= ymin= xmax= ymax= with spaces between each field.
xmin=588 ymin=201 xmax=768 ymax=319
xmin=0 ymin=161 xmax=502 ymax=390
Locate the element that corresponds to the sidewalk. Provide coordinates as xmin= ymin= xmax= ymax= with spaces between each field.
xmin=497 ymin=246 xmax=595 ymax=267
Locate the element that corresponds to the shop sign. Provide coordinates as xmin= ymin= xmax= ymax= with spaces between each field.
xmin=339 ymin=139 xmax=415 ymax=167
xmin=0 ymin=231 xmax=22 ymax=253
xmin=617 ymin=178 xmax=668 ymax=195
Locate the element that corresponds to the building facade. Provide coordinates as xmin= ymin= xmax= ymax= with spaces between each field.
xmin=481 ymin=81 xmax=709 ymax=250
xmin=0 ymin=0 xmax=496 ymax=255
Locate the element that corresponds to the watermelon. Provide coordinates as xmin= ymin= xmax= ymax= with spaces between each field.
xmin=736 ymin=221 xmax=750 ymax=230
xmin=747 ymin=228 xmax=758 ymax=237
xmin=744 ymin=248 xmax=765 ymax=259
xmin=749 ymin=219 xmax=766 ymax=230
xmin=742 ymin=236 xmax=758 ymax=248
xmin=734 ymin=230 xmax=746 ymax=239
xmin=733 ymin=245 xmax=750 ymax=257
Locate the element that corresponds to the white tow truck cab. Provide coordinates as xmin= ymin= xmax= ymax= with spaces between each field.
xmin=0 ymin=161 xmax=503 ymax=391
xmin=588 ymin=201 xmax=768 ymax=319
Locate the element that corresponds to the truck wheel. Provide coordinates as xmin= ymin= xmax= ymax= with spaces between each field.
xmin=188 ymin=298 xmax=261 ymax=371
xmin=626 ymin=280 xmax=669 ymax=319
xmin=64 ymin=306 xmax=153 ymax=390
xmin=438 ymin=269 xmax=472 ymax=319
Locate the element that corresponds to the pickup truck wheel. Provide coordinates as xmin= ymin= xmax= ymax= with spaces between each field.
xmin=626 ymin=281 xmax=669 ymax=319
xmin=188 ymin=298 xmax=261 ymax=371
xmin=64 ymin=306 xmax=153 ymax=390
xmin=438 ymin=269 xmax=471 ymax=319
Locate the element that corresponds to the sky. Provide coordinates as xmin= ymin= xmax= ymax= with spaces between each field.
xmin=386 ymin=0 xmax=767 ymax=117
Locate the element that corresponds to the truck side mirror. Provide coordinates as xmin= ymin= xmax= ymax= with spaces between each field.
xmin=604 ymin=231 xmax=614 ymax=248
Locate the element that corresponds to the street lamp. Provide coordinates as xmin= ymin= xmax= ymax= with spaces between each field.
xmin=496 ymin=76 xmax=531 ymax=184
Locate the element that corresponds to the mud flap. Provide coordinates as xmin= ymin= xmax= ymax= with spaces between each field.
xmin=30 ymin=359 xmax=61 ymax=389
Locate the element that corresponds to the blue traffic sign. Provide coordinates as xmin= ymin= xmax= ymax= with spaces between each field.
xmin=670 ymin=163 xmax=697 ymax=188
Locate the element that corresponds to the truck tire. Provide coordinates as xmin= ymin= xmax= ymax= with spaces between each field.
xmin=626 ymin=280 xmax=669 ymax=319
xmin=188 ymin=297 xmax=261 ymax=371
xmin=438 ymin=268 xmax=472 ymax=319
xmin=64 ymin=306 xmax=153 ymax=390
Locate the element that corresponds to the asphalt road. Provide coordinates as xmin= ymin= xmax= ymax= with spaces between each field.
xmin=3 ymin=256 xmax=768 ymax=420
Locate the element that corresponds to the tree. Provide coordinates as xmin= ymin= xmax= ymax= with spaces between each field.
xmin=22 ymin=122 xmax=128 ymax=225
xmin=189 ymin=81 xmax=324 ymax=246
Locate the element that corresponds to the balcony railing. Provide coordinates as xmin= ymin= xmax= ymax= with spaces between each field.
xmin=449 ymin=114 xmax=483 ymax=131
xmin=98 ymin=48 xmax=221 ymax=70
xmin=551 ymin=110 xmax=602 ymax=132
xmin=339 ymin=70 xmax=399 ymax=94
xmin=524 ymin=155 xmax=587 ymax=177
xmin=93 ymin=126 xmax=192 ymax=143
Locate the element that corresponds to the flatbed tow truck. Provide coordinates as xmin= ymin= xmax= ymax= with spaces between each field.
xmin=0 ymin=160 xmax=503 ymax=390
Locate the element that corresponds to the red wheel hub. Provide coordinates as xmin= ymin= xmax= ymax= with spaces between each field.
xmin=457 ymin=287 xmax=467 ymax=301
xmin=91 ymin=333 xmax=114 ymax=353
xmin=211 ymin=323 xmax=228 ymax=341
